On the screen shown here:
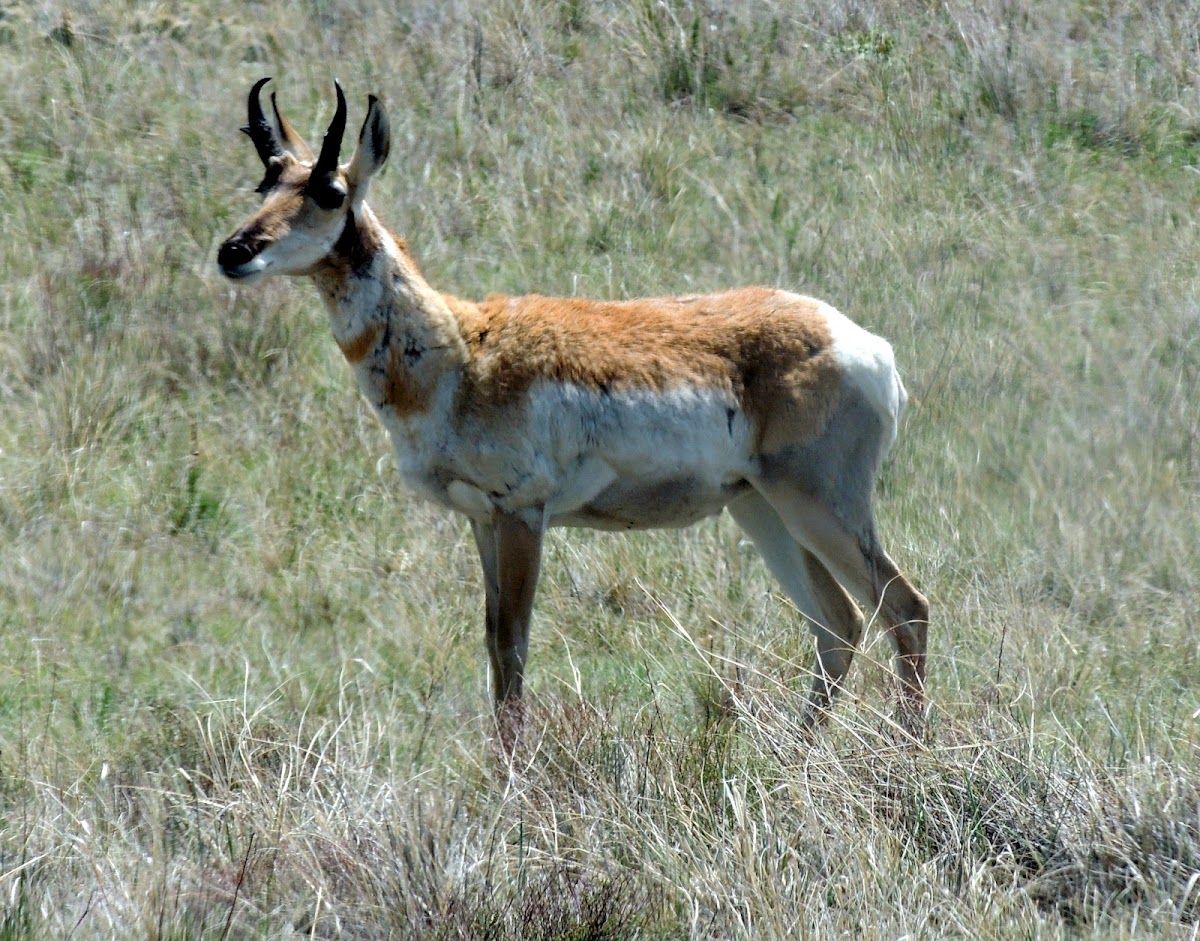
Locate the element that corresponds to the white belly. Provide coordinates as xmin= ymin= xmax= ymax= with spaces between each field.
xmin=549 ymin=470 xmax=753 ymax=530
xmin=382 ymin=381 xmax=759 ymax=529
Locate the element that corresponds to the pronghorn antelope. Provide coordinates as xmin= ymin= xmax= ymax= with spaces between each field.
xmin=217 ymin=80 xmax=929 ymax=730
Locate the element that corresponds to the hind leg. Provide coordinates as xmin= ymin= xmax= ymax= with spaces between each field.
xmin=729 ymin=493 xmax=866 ymax=723
xmin=747 ymin=479 xmax=929 ymax=717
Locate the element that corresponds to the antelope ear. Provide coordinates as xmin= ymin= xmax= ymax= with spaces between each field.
xmin=346 ymin=95 xmax=390 ymax=200
xmin=271 ymin=91 xmax=313 ymax=162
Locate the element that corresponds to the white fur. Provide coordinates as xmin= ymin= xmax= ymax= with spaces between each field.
xmin=374 ymin=378 xmax=757 ymax=529
xmin=800 ymin=294 xmax=907 ymax=452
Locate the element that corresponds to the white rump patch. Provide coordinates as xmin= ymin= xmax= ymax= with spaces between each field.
xmin=800 ymin=296 xmax=906 ymax=451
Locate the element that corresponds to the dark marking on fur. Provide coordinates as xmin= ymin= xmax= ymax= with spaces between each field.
xmin=332 ymin=212 xmax=375 ymax=277
xmin=378 ymin=317 xmax=394 ymax=356
xmin=403 ymin=333 xmax=425 ymax=365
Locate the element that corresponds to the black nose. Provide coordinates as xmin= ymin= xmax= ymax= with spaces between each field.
xmin=217 ymin=239 xmax=255 ymax=271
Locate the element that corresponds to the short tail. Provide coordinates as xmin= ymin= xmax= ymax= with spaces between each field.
xmin=879 ymin=362 xmax=907 ymax=456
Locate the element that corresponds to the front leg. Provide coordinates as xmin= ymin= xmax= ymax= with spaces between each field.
xmin=471 ymin=510 xmax=546 ymax=711
xmin=470 ymin=518 xmax=502 ymax=690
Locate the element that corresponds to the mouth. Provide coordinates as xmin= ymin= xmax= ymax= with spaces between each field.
xmin=218 ymin=258 xmax=269 ymax=284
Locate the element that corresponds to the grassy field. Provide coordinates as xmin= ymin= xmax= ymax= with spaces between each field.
xmin=2 ymin=0 xmax=1199 ymax=936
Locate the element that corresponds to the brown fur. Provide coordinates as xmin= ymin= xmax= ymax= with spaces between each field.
xmin=293 ymin=193 xmax=841 ymax=451
xmin=337 ymin=322 xmax=382 ymax=364
xmin=382 ymin=343 xmax=433 ymax=417
xmin=236 ymin=160 xmax=327 ymax=251
xmin=447 ymin=288 xmax=840 ymax=452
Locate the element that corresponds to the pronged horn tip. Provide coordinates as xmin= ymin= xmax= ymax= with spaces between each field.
xmin=245 ymin=76 xmax=282 ymax=164
xmin=314 ymin=79 xmax=347 ymax=176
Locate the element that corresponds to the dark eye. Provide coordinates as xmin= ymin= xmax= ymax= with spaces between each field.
xmin=309 ymin=184 xmax=346 ymax=210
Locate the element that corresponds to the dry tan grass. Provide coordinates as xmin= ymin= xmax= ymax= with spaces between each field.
xmin=1 ymin=0 xmax=1199 ymax=937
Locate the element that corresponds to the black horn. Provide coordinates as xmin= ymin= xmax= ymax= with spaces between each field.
xmin=241 ymin=77 xmax=282 ymax=167
xmin=313 ymin=80 xmax=347 ymax=176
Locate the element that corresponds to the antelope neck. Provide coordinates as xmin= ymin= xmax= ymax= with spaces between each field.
xmin=310 ymin=206 xmax=469 ymax=372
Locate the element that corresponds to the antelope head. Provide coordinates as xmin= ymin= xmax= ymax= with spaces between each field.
xmin=217 ymin=78 xmax=390 ymax=284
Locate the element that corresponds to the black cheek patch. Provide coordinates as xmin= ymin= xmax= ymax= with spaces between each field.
xmin=309 ymin=183 xmax=346 ymax=211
